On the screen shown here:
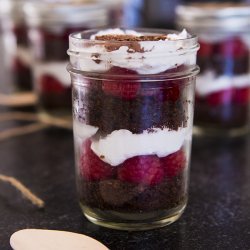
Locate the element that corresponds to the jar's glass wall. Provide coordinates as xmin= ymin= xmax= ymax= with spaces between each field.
xmin=70 ymin=71 xmax=196 ymax=230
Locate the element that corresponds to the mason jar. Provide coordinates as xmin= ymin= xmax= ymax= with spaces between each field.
xmin=23 ymin=1 xmax=109 ymax=121
xmin=68 ymin=28 xmax=199 ymax=230
xmin=0 ymin=0 xmax=33 ymax=93
xmin=177 ymin=3 xmax=250 ymax=136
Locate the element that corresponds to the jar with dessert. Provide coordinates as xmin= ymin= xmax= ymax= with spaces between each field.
xmin=176 ymin=3 xmax=250 ymax=136
xmin=68 ymin=28 xmax=199 ymax=230
xmin=23 ymin=1 xmax=110 ymax=122
xmin=0 ymin=0 xmax=33 ymax=95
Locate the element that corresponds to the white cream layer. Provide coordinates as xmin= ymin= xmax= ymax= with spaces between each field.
xmin=35 ymin=61 xmax=71 ymax=87
xmin=196 ymin=71 xmax=250 ymax=96
xmin=16 ymin=46 xmax=32 ymax=66
xmin=70 ymin=28 xmax=196 ymax=75
xmin=74 ymin=121 xmax=190 ymax=166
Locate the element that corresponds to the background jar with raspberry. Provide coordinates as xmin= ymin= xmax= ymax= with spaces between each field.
xmin=177 ymin=3 xmax=250 ymax=136
xmin=23 ymin=1 xmax=112 ymax=122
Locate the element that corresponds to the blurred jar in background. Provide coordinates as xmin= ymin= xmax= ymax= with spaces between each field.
xmin=105 ymin=0 xmax=127 ymax=26
xmin=23 ymin=0 xmax=110 ymax=121
xmin=123 ymin=0 xmax=180 ymax=28
xmin=177 ymin=3 xmax=250 ymax=136
xmin=0 ymin=0 xmax=33 ymax=93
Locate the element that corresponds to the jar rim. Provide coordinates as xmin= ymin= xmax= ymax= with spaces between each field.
xmin=67 ymin=28 xmax=199 ymax=77
xmin=67 ymin=64 xmax=200 ymax=81
xmin=23 ymin=1 xmax=109 ymax=26
xmin=68 ymin=28 xmax=199 ymax=58
xmin=176 ymin=3 xmax=250 ymax=32
xmin=69 ymin=28 xmax=198 ymax=44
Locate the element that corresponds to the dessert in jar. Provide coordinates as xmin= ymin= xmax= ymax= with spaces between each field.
xmin=0 ymin=0 xmax=32 ymax=92
xmin=176 ymin=3 xmax=250 ymax=136
xmin=23 ymin=1 xmax=109 ymax=120
xmin=67 ymin=28 xmax=199 ymax=230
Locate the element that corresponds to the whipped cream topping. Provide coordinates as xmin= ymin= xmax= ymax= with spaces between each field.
xmin=35 ymin=61 xmax=71 ymax=87
xmin=196 ymin=71 xmax=250 ymax=96
xmin=70 ymin=28 xmax=197 ymax=74
xmin=90 ymin=28 xmax=144 ymax=39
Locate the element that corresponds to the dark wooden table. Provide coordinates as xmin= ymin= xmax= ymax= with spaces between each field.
xmin=0 ymin=103 xmax=250 ymax=249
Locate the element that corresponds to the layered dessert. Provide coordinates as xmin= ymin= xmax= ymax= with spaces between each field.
xmin=69 ymin=28 xmax=199 ymax=227
xmin=24 ymin=1 xmax=110 ymax=118
xmin=195 ymin=35 xmax=250 ymax=130
xmin=32 ymin=27 xmax=78 ymax=116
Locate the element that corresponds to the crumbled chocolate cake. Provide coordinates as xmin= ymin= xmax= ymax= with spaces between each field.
xmin=78 ymin=173 xmax=186 ymax=213
xmin=95 ymin=34 xmax=167 ymax=42
xmin=94 ymin=34 xmax=167 ymax=53
xmin=73 ymin=66 xmax=189 ymax=134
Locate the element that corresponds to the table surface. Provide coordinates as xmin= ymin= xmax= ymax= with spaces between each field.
xmin=0 ymin=104 xmax=250 ymax=250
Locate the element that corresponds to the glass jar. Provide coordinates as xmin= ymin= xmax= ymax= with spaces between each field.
xmin=0 ymin=0 xmax=33 ymax=93
xmin=177 ymin=3 xmax=250 ymax=136
xmin=68 ymin=28 xmax=199 ymax=230
xmin=23 ymin=1 xmax=109 ymax=121
xmin=103 ymin=0 xmax=126 ymax=26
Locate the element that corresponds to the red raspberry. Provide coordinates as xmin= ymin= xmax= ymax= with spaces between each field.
xmin=118 ymin=155 xmax=164 ymax=186
xmin=233 ymin=87 xmax=249 ymax=105
xmin=198 ymin=40 xmax=213 ymax=57
xmin=161 ymin=84 xmax=180 ymax=102
xmin=207 ymin=88 xmax=234 ymax=106
xmin=80 ymin=140 xmax=116 ymax=181
xmin=219 ymin=38 xmax=248 ymax=58
xmin=40 ymin=74 xmax=66 ymax=94
xmin=161 ymin=149 xmax=186 ymax=178
xmin=141 ymin=83 xmax=180 ymax=102
xmin=102 ymin=67 xmax=140 ymax=99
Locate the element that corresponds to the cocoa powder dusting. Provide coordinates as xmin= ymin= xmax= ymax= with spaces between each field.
xmin=91 ymin=53 xmax=101 ymax=64
xmin=95 ymin=34 xmax=166 ymax=53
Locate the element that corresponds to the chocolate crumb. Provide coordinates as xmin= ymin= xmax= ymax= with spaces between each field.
xmin=95 ymin=34 xmax=167 ymax=42
xmin=100 ymin=155 xmax=105 ymax=159
xmin=95 ymin=34 xmax=167 ymax=53
xmin=91 ymin=53 xmax=101 ymax=64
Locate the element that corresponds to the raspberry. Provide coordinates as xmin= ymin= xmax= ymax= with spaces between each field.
xmin=102 ymin=67 xmax=140 ymax=99
xmin=138 ymin=65 xmax=185 ymax=100
xmin=198 ymin=41 xmax=213 ymax=57
xmin=207 ymin=88 xmax=234 ymax=106
xmin=141 ymin=81 xmax=180 ymax=102
xmin=160 ymin=84 xmax=180 ymax=102
xmin=40 ymin=74 xmax=66 ymax=94
xmin=233 ymin=87 xmax=249 ymax=105
xmin=80 ymin=140 xmax=116 ymax=181
xmin=161 ymin=149 xmax=186 ymax=178
xmin=118 ymin=155 xmax=164 ymax=186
